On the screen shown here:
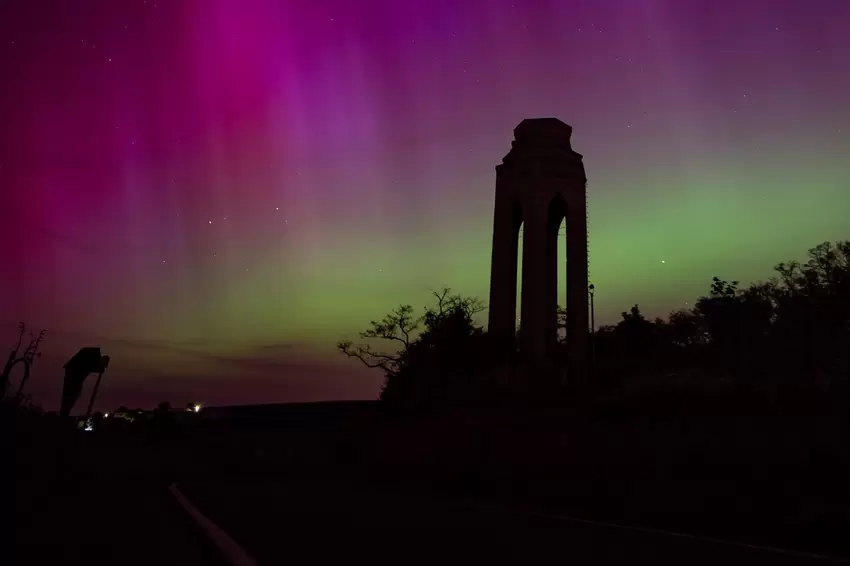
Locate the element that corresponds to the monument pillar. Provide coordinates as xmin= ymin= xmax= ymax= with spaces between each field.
xmin=487 ymin=185 xmax=521 ymax=347
xmin=519 ymin=201 xmax=548 ymax=363
xmin=487 ymin=118 xmax=590 ymax=382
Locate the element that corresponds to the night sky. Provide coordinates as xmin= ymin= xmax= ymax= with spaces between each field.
xmin=2 ymin=1 xmax=848 ymax=411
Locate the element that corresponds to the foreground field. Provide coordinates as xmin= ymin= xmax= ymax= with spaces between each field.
xmin=179 ymin=477 xmax=845 ymax=565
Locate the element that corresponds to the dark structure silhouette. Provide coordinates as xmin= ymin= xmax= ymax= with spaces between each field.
xmin=488 ymin=118 xmax=589 ymax=381
xmin=59 ymin=347 xmax=109 ymax=418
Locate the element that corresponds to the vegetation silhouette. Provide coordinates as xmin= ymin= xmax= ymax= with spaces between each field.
xmin=338 ymin=288 xmax=497 ymax=412
xmin=0 ymin=323 xmax=46 ymax=402
xmin=339 ymin=240 xmax=850 ymax=410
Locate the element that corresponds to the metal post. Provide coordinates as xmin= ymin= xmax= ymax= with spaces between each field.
xmin=84 ymin=371 xmax=105 ymax=424
xmin=589 ymin=284 xmax=596 ymax=373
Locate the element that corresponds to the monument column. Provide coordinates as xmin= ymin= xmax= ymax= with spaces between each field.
xmin=487 ymin=172 xmax=520 ymax=346
xmin=520 ymin=199 xmax=548 ymax=364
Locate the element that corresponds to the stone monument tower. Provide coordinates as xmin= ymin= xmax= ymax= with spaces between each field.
xmin=487 ymin=118 xmax=589 ymax=381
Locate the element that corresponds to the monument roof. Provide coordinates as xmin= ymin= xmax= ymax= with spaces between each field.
xmin=513 ymin=117 xmax=573 ymax=144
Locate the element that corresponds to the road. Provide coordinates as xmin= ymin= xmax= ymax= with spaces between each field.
xmin=179 ymin=479 xmax=849 ymax=565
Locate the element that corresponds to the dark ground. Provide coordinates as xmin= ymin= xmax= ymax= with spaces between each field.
xmin=179 ymin=478 xmax=846 ymax=565
xmin=12 ymin=388 xmax=850 ymax=565
xmin=15 ymin=477 xmax=224 ymax=566
xmin=13 ymin=473 xmax=849 ymax=566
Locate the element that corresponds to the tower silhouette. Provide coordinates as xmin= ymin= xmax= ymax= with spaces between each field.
xmin=488 ymin=118 xmax=589 ymax=381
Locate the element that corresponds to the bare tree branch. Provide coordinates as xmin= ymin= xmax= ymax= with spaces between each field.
xmin=428 ymin=287 xmax=486 ymax=319
xmin=14 ymin=322 xmax=25 ymax=354
xmin=336 ymin=303 xmax=423 ymax=377
xmin=432 ymin=287 xmax=451 ymax=315
xmin=26 ymin=330 xmax=45 ymax=363
xmin=337 ymin=340 xmax=401 ymax=376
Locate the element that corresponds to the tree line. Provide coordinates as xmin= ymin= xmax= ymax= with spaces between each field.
xmin=339 ymin=240 xmax=850 ymax=410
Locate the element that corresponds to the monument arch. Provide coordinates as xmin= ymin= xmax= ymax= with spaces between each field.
xmin=487 ymin=118 xmax=589 ymax=381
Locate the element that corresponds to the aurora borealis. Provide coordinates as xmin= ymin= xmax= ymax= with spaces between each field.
xmin=2 ymin=1 xmax=848 ymax=411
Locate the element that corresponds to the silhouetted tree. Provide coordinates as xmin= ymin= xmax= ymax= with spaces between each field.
xmin=615 ymin=305 xmax=657 ymax=354
xmin=770 ymin=241 xmax=850 ymax=381
xmin=338 ymin=288 xmax=487 ymax=409
xmin=666 ymin=309 xmax=704 ymax=348
xmin=1 ymin=324 xmax=45 ymax=401
xmin=692 ymin=277 xmax=745 ymax=372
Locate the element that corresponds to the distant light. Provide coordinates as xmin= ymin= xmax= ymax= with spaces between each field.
xmin=104 ymin=413 xmax=109 ymax=418
xmin=661 ymin=260 xmax=666 ymax=264
xmin=193 ymin=404 xmax=202 ymax=413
